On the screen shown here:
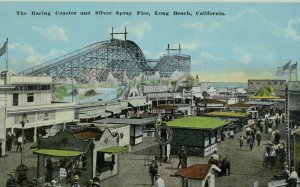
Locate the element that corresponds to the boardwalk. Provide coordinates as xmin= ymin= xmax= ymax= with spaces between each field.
xmin=0 ymin=117 xmax=287 ymax=187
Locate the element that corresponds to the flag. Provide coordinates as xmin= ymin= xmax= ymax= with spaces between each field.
xmin=0 ymin=40 xmax=7 ymax=57
xmin=290 ymin=63 xmax=297 ymax=73
xmin=276 ymin=61 xmax=291 ymax=76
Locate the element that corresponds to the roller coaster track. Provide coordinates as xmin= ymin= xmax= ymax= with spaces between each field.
xmin=18 ymin=39 xmax=190 ymax=83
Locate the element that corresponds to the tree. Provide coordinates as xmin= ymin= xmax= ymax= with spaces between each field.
xmin=185 ymin=75 xmax=195 ymax=90
xmin=85 ymin=89 xmax=97 ymax=96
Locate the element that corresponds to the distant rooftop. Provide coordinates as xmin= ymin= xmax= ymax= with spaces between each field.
xmin=175 ymin=164 xmax=221 ymax=180
xmin=167 ymin=116 xmax=228 ymax=129
xmin=74 ymin=131 xmax=103 ymax=141
xmin=94 ymin=118 xmax=157 ymax=125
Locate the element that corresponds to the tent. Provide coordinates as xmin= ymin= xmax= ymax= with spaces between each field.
xmin=249 ymin=86 xmax=281 ymax=99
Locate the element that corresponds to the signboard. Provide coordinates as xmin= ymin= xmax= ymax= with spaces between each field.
xmin=143 ymin=85 xmax=168 ymax=93
xmin=59 ymin=168 xmax=67 ymax=177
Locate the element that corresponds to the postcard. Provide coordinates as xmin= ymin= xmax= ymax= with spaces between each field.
xmin=0 ymin=1 xmax=299 ymax=187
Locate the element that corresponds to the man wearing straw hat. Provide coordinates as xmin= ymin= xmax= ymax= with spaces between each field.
xmin=71 ymin=175 xmax=80 ymax=187
xmin=6 ymin=171 xmax=17 ymax=187
xmin=287 ymin=167 xmax=298 ymax=187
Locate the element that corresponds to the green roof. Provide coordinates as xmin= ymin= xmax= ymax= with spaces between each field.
xmin=98 ymin=146 xmax=128 ymax=154
xmin=197 ymin=98 xmax=225 ymax=104
xmin=205 ymin=111 xmax=250 ymax=118
xmin=249 ymin=86 xmax=281 ymax=99
xmin=34 ymin=149 xmax=84 ymax=157
xmin=167 ymin=117 xmax=226 ymax=129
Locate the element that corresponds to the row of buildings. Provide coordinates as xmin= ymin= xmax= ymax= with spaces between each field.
xmin=0 ymin=72 xmax=290 ymax=157
xmin=4 ymin=70 xmax=300 ymax=185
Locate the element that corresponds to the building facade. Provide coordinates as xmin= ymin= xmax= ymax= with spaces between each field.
xmin=0 ymin=72 xmax=75 ymax=156
xmin=248 ymin=79 xmax=286 ymax=96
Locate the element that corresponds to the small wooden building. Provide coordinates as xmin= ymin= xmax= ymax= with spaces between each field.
xmin=34 ymin=128 xmax=127 ymax=184
xmin=204 ymin=111 xmax=251 ymax=131
xmin=94 ymin=118 xmax=157 ymax=145
xmin=167 ymin=117 xmax=233 ymax=157
xmin=196 ymin=98 xmax=226 ymax=115
xmin=175 ymin=164 xmax=221 ymax=187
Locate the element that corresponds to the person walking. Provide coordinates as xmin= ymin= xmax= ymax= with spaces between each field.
xmin=256 ymin=131 xmax=262 ymax=146
xmin=155 ymin=174 xmax=165 ymax=187
xmin=16 ymin=136 xmax=22 ymax=152
xmin=222 ymin=156 xmax=231 ymax=176
xmin=238 ymin=136 xmax=243 ymax=150
xmin=249 ymin=137 xmax=254 ymax=151
xmin=275 ymin=116 xmax=279 ymax=128
xmin=287 ymin=167 xmax=298 ymax=187
xmin=6 ymin=132 xmax=13 ymax=152
xmin=264 ymin=119 xmax=268 ymax=134
xmin=6 ymin=171 xmax=17 ymax=187
xmin=179 ymin=146 xmax=188 ymax=169
xmin=269 ymin=148 xmax=277 ymax=169
xmin=177 ymin=147 xmax=184 ymax=169
xmin=274 ymin=130 xmax=281 ymax=145
xmin=71 ymin=175 xmax=81 ymax=187
xmin=45 ymin=158 xmax=54 ymax=182
xmin=149 ymin=159 xmax=158 ymax=185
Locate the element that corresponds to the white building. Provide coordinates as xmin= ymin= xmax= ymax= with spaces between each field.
xmin=0 ymin=72 xmax=75 ymax=156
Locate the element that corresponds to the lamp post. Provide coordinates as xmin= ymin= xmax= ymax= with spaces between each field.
xmin=20 ymin=113 xmax=28 ymax=165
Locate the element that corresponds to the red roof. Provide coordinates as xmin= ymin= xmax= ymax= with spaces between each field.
xmin=175 ymin=164 xmax=218 ymax=180
xmin=74 ymin=131 xmax=102 ymax=141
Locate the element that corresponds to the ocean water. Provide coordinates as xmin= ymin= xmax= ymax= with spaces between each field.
xmin=209 ymin=82 xmax=248 ymax=89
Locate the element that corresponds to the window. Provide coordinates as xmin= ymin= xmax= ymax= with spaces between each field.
xmin=41 ymin=85 xmax=49 ymax=90
xmin=27 ymin=93 xmax=34 ymax=102
xmin=28 ymin=85 xmax=35 ymax=90
xmin=13 ymin=93 xmax=19 ymax=106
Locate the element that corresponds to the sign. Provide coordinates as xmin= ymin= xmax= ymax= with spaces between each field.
xmin=59 ymin=168 xmax=67 ymax=177
xmin=155 ymin=125 xmax=174 ymax=145
xmin=144 ymin=85 xmax=168 ymax=93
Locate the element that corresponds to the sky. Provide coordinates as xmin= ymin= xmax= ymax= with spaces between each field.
xmin=0 ymin=2 xmax=299 ymax=82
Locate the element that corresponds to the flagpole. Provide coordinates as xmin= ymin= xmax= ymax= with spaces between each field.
xmin=289 ymin=60 xmax=292 ymax=82
xmin=296 ymin=62 xmax=298 ymax=83
xmin=5 ymin=38 xmax=8 ymax=72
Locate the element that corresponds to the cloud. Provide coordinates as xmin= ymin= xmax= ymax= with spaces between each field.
xmin=32 ymin=25 xmax=69 ymax=42
xmin=130 ymin=22 xmax=151 ymax=38
xmin=9 ymin=43 xmax=66 ymax=69
xmin=110 ymin=22 xmax=151 ymax=40
xmin=234 ymin=48 xmax=252 ymax=65
xmin=193 ymin=52 xmax=226 ymax=65
xmin=183 ymin=22 xmax=221 ymax=31
xmin=183 ymin=22 xmax=204 ymax=31
xmin=170 ymin=41 xmax=200 ymax=51
xmin=227 ymin=9 xmax=266 ymax=22
xmin=8 ymin=42 xmax=20 ymax=49
xmin=285 ymin=18 xmax=300 ymax=42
